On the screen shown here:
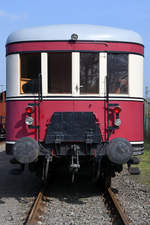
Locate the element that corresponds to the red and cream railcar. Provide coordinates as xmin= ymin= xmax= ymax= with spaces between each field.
xmin=6 ymin=25 xmax=144 ymax=183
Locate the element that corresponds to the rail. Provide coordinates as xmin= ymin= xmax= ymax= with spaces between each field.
xmin=25 ymin=187 xmax=46 ymax=225
xmin=107 ymin=187 xmax=130 ymax=225
xmin=24 ymin=181 xmax=130 ymax=225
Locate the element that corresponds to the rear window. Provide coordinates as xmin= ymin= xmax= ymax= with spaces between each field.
xmin=48 ymin=53 xmax=72 ymax=94
xmin=107 ymin=54 xmax=128 ymax=94
xmin=80 ymin=52 xmax=99 ymax=94
xmin=20 ymin=53 xmax=41 ymax=93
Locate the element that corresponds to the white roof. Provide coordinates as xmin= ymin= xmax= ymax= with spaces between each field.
xmin=6 ymin=24 xmax=144 ymax=45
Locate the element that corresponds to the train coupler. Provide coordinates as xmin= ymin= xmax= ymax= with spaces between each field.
xmin=70 ymin=144 xmax=80 ymax=183
xmin=42 ymin=153 xmax=53 ymax=182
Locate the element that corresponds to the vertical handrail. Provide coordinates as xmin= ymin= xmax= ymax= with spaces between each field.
xmin=106 ymin=74 xmax=110 ymax=142
xmin=38 ymin=73 xmax=43 ymax=143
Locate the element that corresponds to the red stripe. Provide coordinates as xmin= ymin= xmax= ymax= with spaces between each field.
xmin=6 ymin=41 xmax=144 ymax=55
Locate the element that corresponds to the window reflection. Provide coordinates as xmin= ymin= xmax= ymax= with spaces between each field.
xmin=80 ymin=53 xmax=99 ymax=94
xmin=20 ymin=53 xmax=41 ymax=93
xmin=48 ymin=53 xmax=72 ymax=94
xmin=107 ymin=54 xmax=128 ymax=94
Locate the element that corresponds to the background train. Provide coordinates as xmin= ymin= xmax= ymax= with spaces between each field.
xmin=0 ymin=91 xmax=6 ymax=140
xmin=6 ymin=25 xmax=144 ymax=186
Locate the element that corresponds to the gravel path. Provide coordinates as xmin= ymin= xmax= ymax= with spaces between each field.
xmin=0 ymin=143 xmax=150 ymax=225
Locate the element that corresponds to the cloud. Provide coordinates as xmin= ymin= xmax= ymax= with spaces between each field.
xmin=0 ymin=10 xmax=28 ymax=21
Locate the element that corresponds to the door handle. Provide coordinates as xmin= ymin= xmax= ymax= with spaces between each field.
xmin=75 ymin=85 xmax=83 ymax=92
xmin=75 ymin=85 xmax=78 ymax=92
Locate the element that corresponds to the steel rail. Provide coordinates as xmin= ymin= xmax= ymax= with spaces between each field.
xmin=107 ymin=187 xmax=130 ymax=225
xmin=25 ymin=188 xmax=46 ymax=225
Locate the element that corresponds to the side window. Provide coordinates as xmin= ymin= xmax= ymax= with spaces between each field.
xmin=48 ymin=53 xmax=72 ymax=94
xmin=20 ymin=53 xmax=41 ymax=93
xmin=107 ymin=54 xmax=128 ymax=94
xmin=80 ymin=52 xmax=99 ymax=94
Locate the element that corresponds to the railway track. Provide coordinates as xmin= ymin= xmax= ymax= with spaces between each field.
xmin=107 ymin=187 xmax=130 ymax=225
xmin=24 ymin=186 xmax=47 ymax=225
xmin=24 ymin=182 xmax=130 ymax=225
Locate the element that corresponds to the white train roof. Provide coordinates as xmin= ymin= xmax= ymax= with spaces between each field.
xmin=6 ymin=24 xmax=144 ymax=45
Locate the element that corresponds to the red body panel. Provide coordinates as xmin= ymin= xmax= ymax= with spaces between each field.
xmin=6 ymin=41 xmax=144 ymax=56
xmin=6 ymin=100 xmax=144 ymax=143
xmin=0 ymin=92 xmax=6 ymax=127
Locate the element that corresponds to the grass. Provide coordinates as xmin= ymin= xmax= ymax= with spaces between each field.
xmin=131 ymin=142 xmax=150 ymax=189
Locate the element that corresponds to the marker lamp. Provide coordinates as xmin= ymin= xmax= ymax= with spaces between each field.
xmin=114 ymin=118 xmax=122 ymax=127
xmin=25 ymin=116 xmax=33 ymax=126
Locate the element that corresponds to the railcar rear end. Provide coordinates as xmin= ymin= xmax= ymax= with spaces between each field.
xmin=6 ymin=25 xmax=144 ymax=184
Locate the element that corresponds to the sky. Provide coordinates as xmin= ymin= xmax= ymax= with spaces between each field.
xmin=0 ymin=0 xmax=150 ymax=95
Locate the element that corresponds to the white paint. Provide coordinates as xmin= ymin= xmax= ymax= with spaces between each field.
xmin=100 ymin=53 xmax=107 ymax=96
xmin=41 ymin=53 xmax=48 ymax=96
xmin=130 ymin=141 xmax=144 ymax=144
xmin=6 ymin=96 xmax=144 ymax=102
xmin=6 ymin=141 xmax=16 ymax=144
xmin=72 ymin=52 xmax=80 ymax=96
xmin=129 ymin=54 xmax=144 ymax=98
xmin=6 ymin=54 xmax=20 ymax=98
xmin=6 ymin=24 xmax=144 ymax=45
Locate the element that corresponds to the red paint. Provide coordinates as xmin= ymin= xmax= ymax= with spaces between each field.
xmin=6 ymin=100 xmax=144 ymax=143
xmin=6 ymin=41 xmax=144 ymax=55
xmin=0 ymin=91 xmax=6 ymax=133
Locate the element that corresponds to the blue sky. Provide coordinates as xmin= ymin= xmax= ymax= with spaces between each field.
xmin=0 ymin=0 xmax=150 ymax=95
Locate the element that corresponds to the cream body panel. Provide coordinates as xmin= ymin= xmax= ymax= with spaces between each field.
xmin=6 ymin=54 xmax=20 ymax=98
xmin=100 ymin=53 xmax=107 ymax=96
xmin=41 ymin=53 xmax=48 ymax=96
xmin=72 ymin=52 xmax=80 ymax=96
xmin=129 ymin=54 xmax=144 ymax=98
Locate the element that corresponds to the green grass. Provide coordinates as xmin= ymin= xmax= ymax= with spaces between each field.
xmin=132 ymin=142 xmax=150 ymax=189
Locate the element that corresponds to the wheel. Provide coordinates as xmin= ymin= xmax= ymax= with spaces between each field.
xmin=91 ymin=157 xmax=101 ymax=183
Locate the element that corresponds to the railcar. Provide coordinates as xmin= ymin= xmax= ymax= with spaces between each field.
xmin=0 ymin=91 xmax=6 ymax=139
xmin=6 ymin=25 xmax=144 ymax=186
